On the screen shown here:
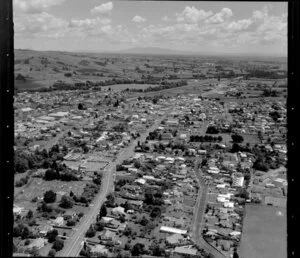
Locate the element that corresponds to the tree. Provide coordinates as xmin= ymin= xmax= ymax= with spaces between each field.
xmin=28 ymin=247 xmax=40 ymax=257
xmin=106 ymin=193 xmax=115 ymax=207
xmin=150 ymin=243 xmax=164 ymax=256
xmin=231 ymin=134 xmax=244 ymax=143
xmin=85 ymin=225 xmax=96 ymax=238
xmin=150 ymin=206 xmax=161 ymax=218
xmin=233 ymin=250 xmax=239 ymax=258
xmin=52 ymin=239 xmax=64 ymax=251
xmin=60 ymin=195 xmax=74 ymax=209
xmin=140 ymin=216 xmax=148 ymax=226
xmin=26 ymin=209 xmax=33 ymax=219
xmin=83 ymin=145 xmax=89 ymax=154
xmin=13 ymin=223 xmax=24 ymax=237
xmin=44 ymin=190 xmax=57 ymax=203
xmin=231 ymin=143 xmax=241 ymax=153
xmin=144 ymin=192 xmax=154 ymax=205
xmin=123 ymin=227 xmax=132 ymax=237
xmin=99 ymin=204 xmax=107 ymax=219
xmin=95 ymin=221 xmax=105 ymax=231
xmin=21 ymin=226 xmax=30 ymax=239
xmin=124 ymin=243 xmax=131 ymax=251
xmin=131 ymin=243 xmax=145 ymax=257
xmin=44 ymin=169 xmax=58 ymax=181
xmin=47 ymin=229 xmax=58 ymax=243
xmin=66 ymin=219 xmax=76 ymax=226
xmin=134 ymin=160 xmax=141 ymax=169
xmin=38 ymin=201 xmax=53 ymax=213
xmin=48 ymin=249 xmax=56 ymax=257
xmin=206 ymin=126 xmax=219 ymax=134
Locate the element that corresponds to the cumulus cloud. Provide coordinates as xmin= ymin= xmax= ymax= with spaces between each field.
xmin=90 ymin=2 xmax=113 ymax=15
xmin=132 ymin=15 xmax=146 ymax=23
xmin=14 ymin=0 xmax=66 ymax=13
xmin=70 ymin=17 xmax=111 ymax=28
xmin=15 ymin=12 xmax=69 ymax=38
xmin=205 ymin=8 xmax=233 ymax=24
xmin=226 ymin=19 xmax=252 ymax=32
xmin=161 ymin=16 xmax=170 ymax=22
xmin=176 ymin=6 xmax=213 ymax=23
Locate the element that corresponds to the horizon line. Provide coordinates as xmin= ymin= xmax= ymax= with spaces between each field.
xmin=15 ymin=48 xmax=287 ymax=58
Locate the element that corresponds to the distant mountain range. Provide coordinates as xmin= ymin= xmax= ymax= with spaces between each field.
xmin=15 ymin=47 xmax=287 ymax=59
xmin=116 ymin=47 xmax=198 ymax=56
xmin=110 ymin=47 xmax=286 ymax=58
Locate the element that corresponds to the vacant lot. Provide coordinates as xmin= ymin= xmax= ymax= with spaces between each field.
xmin=14 ymin=178 xmax=86 ymax=203
xmin=240 ymin=204 xmax=287 ymax=258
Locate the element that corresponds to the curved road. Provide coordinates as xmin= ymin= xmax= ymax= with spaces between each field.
xmin=192 ymin=158 xmax=226 ymax=258
xmin=59 ymin=110 xmax=171 ymax=257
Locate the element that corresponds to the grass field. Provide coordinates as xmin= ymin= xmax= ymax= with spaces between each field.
xmin=108 ymin=83 xmax=159 ymax=91
xmin=14 ymin=178 xmax=86 ymax=204
xmin=240 ymin=204 xmax=287 ymax=258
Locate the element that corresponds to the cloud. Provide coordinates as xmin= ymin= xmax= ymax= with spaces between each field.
xmin=14 ymin=0 xmax=66 ymax=13
xmin=205 ymin=8 xmax=233 ymax=24
xmin=161 ymin=16 xmax=170 ymax=22
xmin=15 ymin=12 xmax=69 ymax=38
xmin=226 ymin=19 xmax=252 ymax=32
xmin=70 ymin=17 xmax=111 ymax=28
xmin=176 ymin=6 xmax=213 ymax=23
xmin=90 ymin=2 xmax=113 ymax=15
xmin=132 ymin=15 xmax=146 ymax=23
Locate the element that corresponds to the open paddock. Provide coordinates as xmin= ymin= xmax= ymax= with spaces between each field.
xmin=14 ymin=178 xmax=87 ymax=203
xmin=240 ymin=204 xmax=286 ymax=258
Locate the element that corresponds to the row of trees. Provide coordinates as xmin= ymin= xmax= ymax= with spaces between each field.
xmin=14 ymin=144 xmax=68 ymax=174
xmin=190 ymin=135 xmax=223 ymax=142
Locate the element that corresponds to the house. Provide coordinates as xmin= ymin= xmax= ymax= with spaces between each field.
xmin=166 ymin=233 xmax=185 ymax=246
xmin=52 ymin=216 xmax=64 ymax=226
xmin=160 ymin=226 xmax=187 ymax=235
xmin=63 ymin=210 xmax=77 ymax=220
xmin=101 ymin=217 xmax=114 ymax=224
xmin=127 ymin=200 xmax=143 ymax=209
xmin=90 ymin=244 xmax=108 ymax=256
xmin=13 ymin=205 xmax=25 ymax=216
xmin=217 ymin=239 xmax=231 ymax=251
xmin=134 ymin=178 xmax=146 ymax=185
xmin=111 ymin=207 xmax=126 ymax=216
xmin=106 ymin=219 xmax=121 ymax=230
xmin=174 ymin=246 xmax=198 ymax=256
xmin=99 ymin=229 xmax=116 ymax=241
xmin=28 ymin=238 xmax=47 ymax=249
xmin=39 ymin=224 xmax=53 ymax=237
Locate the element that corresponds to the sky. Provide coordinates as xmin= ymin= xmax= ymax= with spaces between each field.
xmin=13 ymin=0 xmax=287 ymax=56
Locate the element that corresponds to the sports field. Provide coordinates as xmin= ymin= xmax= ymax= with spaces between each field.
xmin=240 ymin=204 xmax=287 ymax=258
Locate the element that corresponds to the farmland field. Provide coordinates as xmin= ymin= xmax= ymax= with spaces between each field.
xmin=240 ymin=204 xmax=287 ymax=258
xmin=108 ymin=83 xmax=159 ymax=91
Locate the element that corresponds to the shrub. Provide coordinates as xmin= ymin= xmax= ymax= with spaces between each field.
xmin=52 ymin=239 xmax=64 ymax=251
xmin=48 ymin=249 xmax=56 ymax=257
xmin=59 ymin=195 xmax=74 ymax=209
xmin=44 ymin=190 xmax=57 ymax=203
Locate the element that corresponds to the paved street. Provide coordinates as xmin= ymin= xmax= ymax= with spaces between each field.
xmin=59 ymin=110 xmax=170 ymax=257
xmin=192 ymin=158 xmax=226 ymax=258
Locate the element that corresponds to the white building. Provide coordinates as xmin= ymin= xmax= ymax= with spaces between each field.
xmin=160 ymin=226 xmax=187 ymax=235
xmin=232 ymin=172 xmax=244 ymax=187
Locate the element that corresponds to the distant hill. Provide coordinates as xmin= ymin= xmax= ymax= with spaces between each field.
xmin=117 ymin=47 xmax=198 ymax=56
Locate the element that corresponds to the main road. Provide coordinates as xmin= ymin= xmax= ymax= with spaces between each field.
xmin=59 ymin=109 xmax=171 ymax=257
xmin=192 ymin=158 xmax=226 ymax=258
